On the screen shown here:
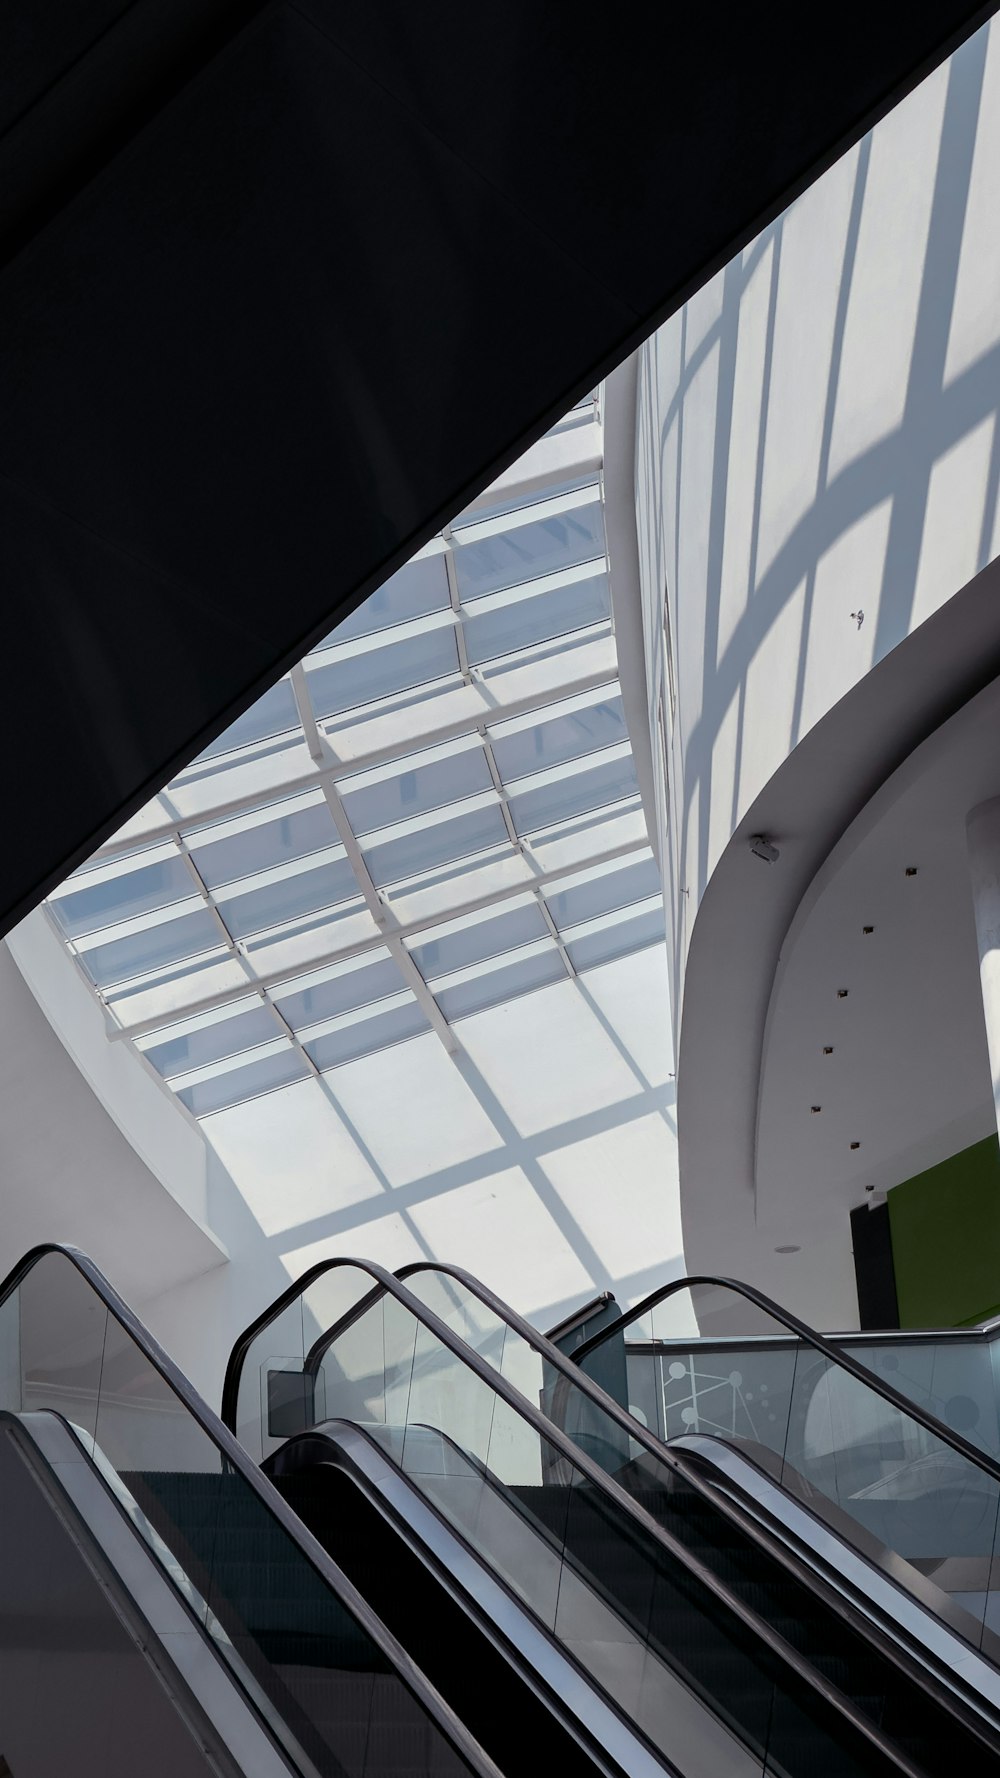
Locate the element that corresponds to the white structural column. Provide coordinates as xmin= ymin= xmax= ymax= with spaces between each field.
xmin=966 ymin=798 xmax=1000 ymax=1132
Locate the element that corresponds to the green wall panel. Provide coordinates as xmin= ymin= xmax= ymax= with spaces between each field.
xmin=887 ymin=1135 xmax=1000 ymax=1328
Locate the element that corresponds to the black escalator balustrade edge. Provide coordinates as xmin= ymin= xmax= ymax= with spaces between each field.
xmin=0 ymin=1243 xmax=503 ymax=1778
xmin=389 ymin=1263 xmax=1000 ymax=1762
xmin=267 ymin=1423 xmax=662 ymax=1778
xmin=226 ymin=1257 xmax=953 ymax=1777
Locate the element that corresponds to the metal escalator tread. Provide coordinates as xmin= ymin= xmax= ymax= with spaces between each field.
xmin=508 ymin=1479 xmax=970 ymax=1778
xmin=274 ymin=1466 xmax=610 ymax=1778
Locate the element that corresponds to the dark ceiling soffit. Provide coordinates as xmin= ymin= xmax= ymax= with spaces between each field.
xmin=0 ymin=0 xmax=995 ymax=938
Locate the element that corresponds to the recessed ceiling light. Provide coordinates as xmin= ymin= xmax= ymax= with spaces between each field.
xmin=862 ymin=925 xmax=874 ymax=935
xmin=822 ymin=1046 xmax=833 ymax=1055
xmin=810 ymin=1105 xmax=821 ymax=1114
xmin=837 ymin=988 xmax=849 ymax=999
xmin=905 ymin=866 xmax=918 ymax=877
xmin=774 ymin=1245 xmax=800 ymax=1254
xmin=850 ymin=1140 xmax=860 ymax=1150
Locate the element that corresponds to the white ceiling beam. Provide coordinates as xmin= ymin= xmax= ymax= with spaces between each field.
xmin=291 ymin=660 xmax=458 ymax=1057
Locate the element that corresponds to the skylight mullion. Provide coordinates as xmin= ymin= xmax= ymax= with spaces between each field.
xmin=481 ymin=731 xmax=524 ymax=859
xmin=457 ymin=555 xmax=606 ymax=619
xmin=174 ymin=835 xmax=262 ymax=1012
xmin=298 ymin=604 xmax=457 ymax=669
xmin=451 ymin=480 xmax=600 ymax=546
xmin=321 ymin=773 xmax=457 ymax=1056
xmin=532 ymin=885 xmax=577 ymax=979
xmin=91 ymin=645 xmax=619 ymax=862
xmin=106 ymin=828 xmax=650 ymax=1043
xmin=441 ymin=527 xmax=472 ymax=684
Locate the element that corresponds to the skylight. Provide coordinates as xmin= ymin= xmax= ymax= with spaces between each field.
xmin=45 ymin=392 xmax=665 ymax=1116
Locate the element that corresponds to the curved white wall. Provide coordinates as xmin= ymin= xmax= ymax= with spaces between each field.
xmin=628 ymin=16 xmax=1000 ymax=1320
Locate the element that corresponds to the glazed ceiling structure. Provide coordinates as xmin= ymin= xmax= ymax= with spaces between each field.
xmin=46 ymin=399 xmax=664 ymax=1116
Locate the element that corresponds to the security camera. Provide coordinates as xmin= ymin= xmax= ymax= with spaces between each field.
xmin=749 ymin=834 xmax=779 ymax=864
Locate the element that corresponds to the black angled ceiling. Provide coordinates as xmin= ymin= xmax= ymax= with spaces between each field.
xmin=0 ymin=0 xmax=993 ymax=935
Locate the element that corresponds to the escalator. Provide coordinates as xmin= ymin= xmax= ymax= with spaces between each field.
xmin=0 ymin=1243 xmax=516 ymax=1778
xmin=224 ymin=1258 xmax=1000 ymax=1777
xmin=559 ymin=1271 xmax=1000 ymax=1665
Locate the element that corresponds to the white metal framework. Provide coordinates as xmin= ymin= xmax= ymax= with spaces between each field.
xmin=45 ymin=395 xmax=665 ymax=1117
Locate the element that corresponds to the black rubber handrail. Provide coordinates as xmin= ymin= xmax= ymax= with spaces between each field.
xmin=272 ymin=1418 xmax=662 ymax=1778
xmin=0 ymin=1243 xmax=500 ymax=1778
xmin=391 ymin=1261 xmax=1000 ymax=1742
xmin=224 ymin=1256 xmax=986 ymax=1775
xmin=567 ymin=1269 xmax=1000 ymax=1486
xmin=544 ymin=1292 xmax=619 ymax=1347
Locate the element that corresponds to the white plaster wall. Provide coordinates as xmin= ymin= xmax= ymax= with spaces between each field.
xmin=0 ymin=935 xmax=226 ymax=1308
xmin=636 ymin=19 xmax=1000 ymax=1029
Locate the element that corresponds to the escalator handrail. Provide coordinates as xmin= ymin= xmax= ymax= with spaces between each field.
xmin=565 ymin=1268 xmax=1000 ymax=1486
xmin=273 ymin=1417 xmax=671 ymax=1778
xmin=0 ymin=1242 xmax=502 ymax=1778
xmin=223 ymin=1255 xmax=984 ymax=1774
xmin=390 ymin=1261 xmax=1000 ymax=1746
xmin=544 ymin=1292 xmax=620 ymax=1347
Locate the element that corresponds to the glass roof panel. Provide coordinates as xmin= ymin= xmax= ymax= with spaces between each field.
xmin=453 ymin=498 xmax=604 ymax=602
xmin=463 ymin=572 xmax=609 ymax=667
xmin=216 ymin=855 xmax=360 ymax=941
xmin=508 ymin=751 xmax=639 ymax=837
xmin=565 ymin=901 xmax=666 ymax=973
xmin=177 ymin=1045 xmax=309 ymax=1117
xmin=489 ymin=693 xmax=627 ymax=783
xmin=191 ymin=800 xmax=339 ymax=890
xmin=43 ymin=394 xmax=670 ymax=1117
xmin=363 ymin=802 xmax=509 ymax=889
xmin=410 ymin=900 xmax=549 ymax=981
xmin=436 ymin=946 xmax=566 ymax=1022
xmin=143 ymin=1003 xmax=280 ymax=1080
xmin=305 ymin=999 xmax=430 ymax=1072
xmin=341 ymin=745 xmax=492 ymax=838
xmin=315 ymin=554 xmax=450 ymax=648
xmin=80 ymin=907 xmax=224 ymax=990
xmin=276 ymin=952 xmax=406 ymax=1032
xmin=199 ymin=679 xmax=300 ymax=761
xmin=50 ymin=853 xmax=192 ymax=939
xmin=544 ymin=855 xmax=662 ymax=931
xmin=306 ymin=623 xmax=460 ymax=721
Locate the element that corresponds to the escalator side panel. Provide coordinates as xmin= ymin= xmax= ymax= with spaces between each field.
xmin=0 ymin=1418 xmax=287 ymax=1778
xmin=281 ymin=1466 xmax=609 ymax=1778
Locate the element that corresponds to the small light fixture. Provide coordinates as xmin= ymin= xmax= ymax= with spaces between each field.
xmin=774 ymin=1244 xmax=800 ymax=1254
xmin=905 ymin=866 xmax=918 ymax=877
xmin=822 ymin=1045 xmax=834 ymax=1055
xmin=810 ymin=1105 xmax=821 ymax=1114
xmin=749 ymin=834 xmax=780 ymax=864
xmin=862 ymin=925 xmax=874 ymax=935
xmin=850 ymin=609 xmax=864 ymax=629
xmin=850 ymin=1140 xmax=860 ymax=1150
xmin=837 ymin=988 xmax=849 ymax=999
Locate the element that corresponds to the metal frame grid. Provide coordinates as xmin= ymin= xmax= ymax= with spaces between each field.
xmin=44 ymin=396 xmax=666 ymax=1118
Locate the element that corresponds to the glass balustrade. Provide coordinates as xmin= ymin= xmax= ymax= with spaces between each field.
xmin=0 ymin=1249 xmax=486 ymax=1778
